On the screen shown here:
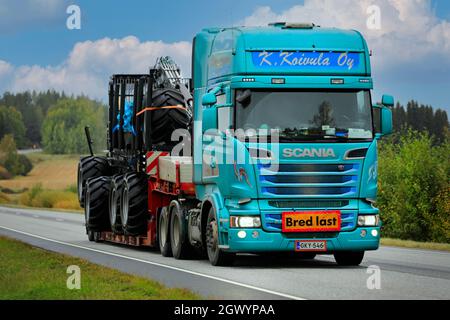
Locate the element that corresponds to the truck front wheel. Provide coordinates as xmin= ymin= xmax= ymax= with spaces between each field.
xmin=334 ymin=251 xmax=365 ymax=266
xmin=205 ymin=207 xmax=234 ymax=266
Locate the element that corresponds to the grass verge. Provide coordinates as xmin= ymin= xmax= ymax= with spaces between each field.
xmin=381 ymin=238 xmax=450 ymax=252
xmin=0 ymin=236 xmax=200 ymax=299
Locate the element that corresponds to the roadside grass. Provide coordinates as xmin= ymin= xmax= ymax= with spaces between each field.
xmin=0 ymin=236 xmax=200 ymax=300
xmin=381 ymin=238 xmax=450 ymax=252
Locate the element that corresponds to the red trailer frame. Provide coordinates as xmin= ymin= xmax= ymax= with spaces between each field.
xmin=99 ymin=154 xmax=195 ymax=247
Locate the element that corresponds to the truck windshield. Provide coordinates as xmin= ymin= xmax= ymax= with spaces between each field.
xmin=235 ymin=89 xmax=373 ymax=142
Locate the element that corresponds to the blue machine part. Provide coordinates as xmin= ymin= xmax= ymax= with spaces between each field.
xmin=113 ymin=100 xmax=136 ymax=135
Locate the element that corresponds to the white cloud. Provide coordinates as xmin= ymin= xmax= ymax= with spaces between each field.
xmin=3 ymin=36 xmax=191 ymax=100
xmin=241 ymin=0 xmax=450 ymax=107
xmin=242 ymin=0 xmax=450 ymax=68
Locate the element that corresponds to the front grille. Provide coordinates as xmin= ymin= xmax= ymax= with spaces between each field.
xmin=259 ymin=163 xmax=359 ymax=198
xmin=268 ymin=200 xmax=349 ymax=208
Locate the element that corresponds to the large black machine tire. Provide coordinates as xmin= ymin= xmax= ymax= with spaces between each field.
xmin=120 ymin=173 xmax=148 ymax=236
xmin=144 ymin=88 xmax=192 ymax=146
xmin=78 ymin=156 xmax=110 ymax=208
xmin=109 ymin=174 xmax=125 ymax=234
xmin=205 ymin=207 xmax=235 ymax=266
xmin=84 ymin=176 xmax=111 ymax=237
xmin=158 ymin=206 xmax=172 ymax=257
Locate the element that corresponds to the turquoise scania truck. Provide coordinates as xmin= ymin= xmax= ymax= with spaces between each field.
xmin=78 ymin=22 xmax=393 ymax=266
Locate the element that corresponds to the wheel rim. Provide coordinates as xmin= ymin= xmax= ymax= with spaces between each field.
xmin=160 ymin=213 xmax=167 ymax=246
xmin=78 ymin=167 xmax=83 ymax=201
xmin=109 ymin=188 xmax=116 ymax=225
xmin=85 ymin=190 xmax=90 ymax=221
xmin=172 ymin=214 xmax=180 ymax=248
xmin=122 ymin=187 xmax=129 ymax=225
xmin=206 ymin=217 xmax=218 ymax=258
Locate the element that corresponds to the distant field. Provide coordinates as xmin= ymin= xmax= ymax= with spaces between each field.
xmin=0 ymin=153 xmax=79 ymax=190
xmin=0 ymin=236 xmax=200 ymax=300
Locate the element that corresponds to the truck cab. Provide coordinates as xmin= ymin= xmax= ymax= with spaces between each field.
xmin=191 ymin=23 xmax=393 ymax=265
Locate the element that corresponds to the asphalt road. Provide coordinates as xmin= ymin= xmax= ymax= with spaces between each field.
xmin=1 ymin=206 xmax=449 ymax=300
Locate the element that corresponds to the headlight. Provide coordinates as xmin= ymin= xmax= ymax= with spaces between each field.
xmin=230 ymin=216 xmax=261 ymax=228
xmin=358 ymin=215 xmax=380 ymax=227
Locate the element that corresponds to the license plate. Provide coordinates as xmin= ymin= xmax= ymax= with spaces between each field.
xmin=282 ymin=211 xmax=341 ymax=233
xmin=295 ymin=240 xmax=327 ymax=252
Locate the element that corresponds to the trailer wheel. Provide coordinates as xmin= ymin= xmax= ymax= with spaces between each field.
xmin=169 ymin=201 xmax=193 ymax=259
xmin=121 ymin=173 xmax=148 ymax=236
xmin=205 ymin=207 xmax=235 ymax=266
xmin=78 ymin=156 xmax=110 ymax=208
xmin=84 ymin=176 xmax=111 ymax=232
xmin=334 ymin=251 xmax=365 ymax=266
xmin=109 ymin=174 xmax=125 ymax=234
xmin=158 ymin=207 xmax=172 ymax=257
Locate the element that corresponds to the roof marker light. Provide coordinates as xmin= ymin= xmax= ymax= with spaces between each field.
xmin=242 ymin=78 xmax=255 ymax=82
xmin=331 ymin=78 xmax=344 ymax=85
xmin=272 ymin=78 xmax=285 ymax=84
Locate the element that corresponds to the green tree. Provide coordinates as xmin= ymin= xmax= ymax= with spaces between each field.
xmin=377 ymin=130 xmax=450 ymax=242
xmin=41 ymin=98 xmax=107 ymax=154
xmin=0 ymin=135 xmax=32 ymax=176
xmin=0 ymin=106 xmax=27 ymax=148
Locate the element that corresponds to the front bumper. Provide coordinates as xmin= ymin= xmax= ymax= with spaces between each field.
xmin=225 ymin=227 xmax=380 ymax=253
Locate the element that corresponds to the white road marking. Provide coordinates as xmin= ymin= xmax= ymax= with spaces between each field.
xmin=0 ymin=225 xmax=306 ymax=300
xmin=56 ymin=218 xmax=65 ymax=222
xmin=32 ymin=215 xmax=39 ymax=218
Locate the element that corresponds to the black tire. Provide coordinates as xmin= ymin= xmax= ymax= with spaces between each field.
xmin=158 ymin=207 xmax=172 ymax=257
xmin=87 ymin=230 xmax=95 ymax=242
xmin=109 ymin=174 xmax=125 ymax=234
xmin=121 ymin=173 xmax=148 ymax=236
xmin=205 ymin=207 xmax=235 ymax=266
xmin=84 ymin=176 xmax=111 ymax=232
xmin=334 ymin=251 xmax=365 ymax=266
xmin=145 ymin=88 xmax=191 ymax=146
xmin=78 ymin=156 xmax=110 ymax=208
xmin=169 ymin=201 xmax=193 ymax=259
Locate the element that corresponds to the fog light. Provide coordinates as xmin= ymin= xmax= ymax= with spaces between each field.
xmin=360 ymin=229 xmax=367 ymax=237
xmin=237 ymin=231 xmax=247 ymax=239
xmin=371 ymin=229 xmax=378 ymax=237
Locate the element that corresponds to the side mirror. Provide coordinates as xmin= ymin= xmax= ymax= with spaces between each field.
xmin=381 ymin=94 xmax=394 ymax=108
xmin=374 ymin=105 xmax=393 ymax=137
xmin=202 ymin=92 xmax=217 ymax=107
xmin=202 ymin=106 xmax=217 ymax=133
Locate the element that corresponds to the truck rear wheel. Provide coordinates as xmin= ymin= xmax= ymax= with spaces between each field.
xmin=78 ymin=156 xmax=110 ymax=208
xmin=121 ymin=173 xmax=148 ymax=236
xmin=158 ymin=207 xmax=172 ymax=257
xmin=85 ymin=176 xmax=111 ymax=233
xmin=169 ymin=201 xmax=193 ymax=259
xmin=334 ymin=251 xmax=365 ymax=266
xmin=109 ymin=174 xmax=124 ymax=234
xmin=205 ymin=207 xmax=235 ymax=266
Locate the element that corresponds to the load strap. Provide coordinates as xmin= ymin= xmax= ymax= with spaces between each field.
xmin=136 ymin=105 xmax=186 ymax=117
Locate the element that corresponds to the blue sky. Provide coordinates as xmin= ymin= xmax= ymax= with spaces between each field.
xmin=0 ymin=0 xmax=449 ymax=112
